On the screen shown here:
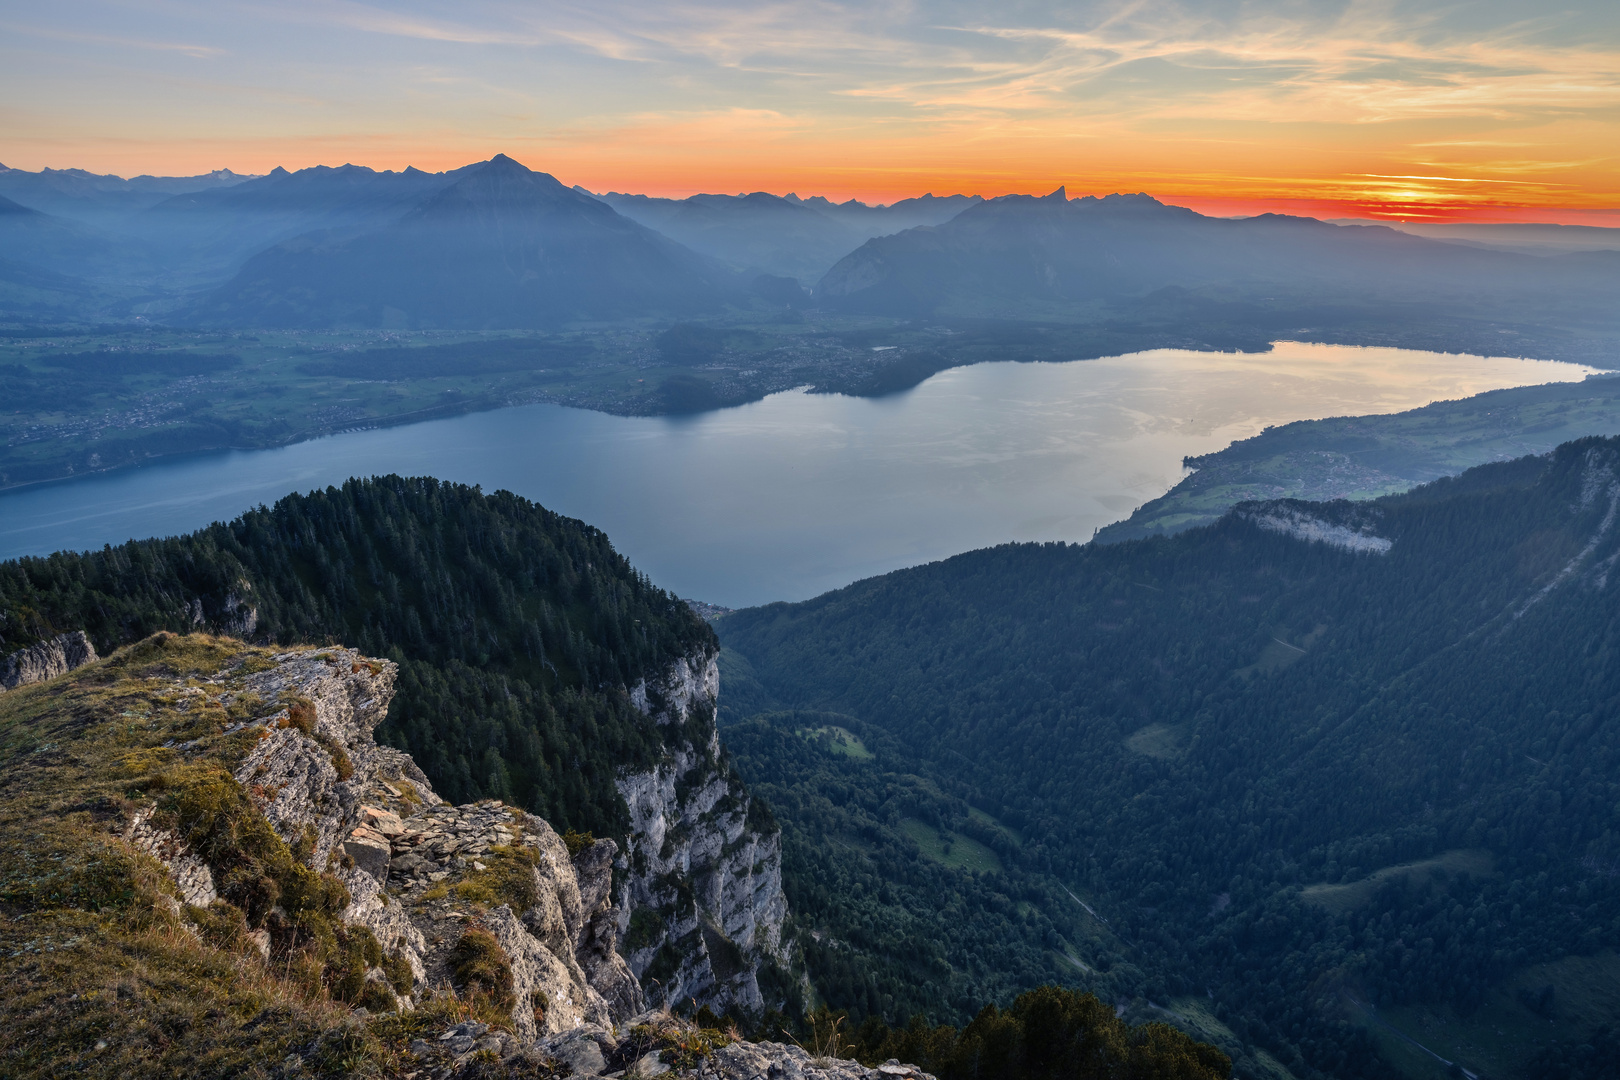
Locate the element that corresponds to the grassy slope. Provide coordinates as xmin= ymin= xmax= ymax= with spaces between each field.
xmin=1097 ymin=374 xmax=1620 ymax=543
xmin=0 ymin=634 xmax=460 ymax=1079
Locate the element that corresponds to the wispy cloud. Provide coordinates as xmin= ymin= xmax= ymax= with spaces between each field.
xmin=3 ymin=21 xmax=225 ymax=58
xmin=3 ymin=0 xmax=1615 ymax=209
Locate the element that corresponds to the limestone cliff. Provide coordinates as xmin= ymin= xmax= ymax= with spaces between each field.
xmin=0 ymin=631 xmax=900 ymax=1080
xmin=130 ymin=639 xmax=791 ymax=1031
xmin=617 ymin=646 xmax=792 ymax=1014
xmin=126 ymin=643 xmax=645 ymax=1038
xmin=0 ymin=630 xmax=97 ymax=690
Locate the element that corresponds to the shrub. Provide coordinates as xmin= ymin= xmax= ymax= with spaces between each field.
xmin=451 ymin=927 xmax=515 ymax=1021
xmin=453 ymin=844 xmax=541 ymax=913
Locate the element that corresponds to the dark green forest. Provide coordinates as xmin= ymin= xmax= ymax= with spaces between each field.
xmin=720 ymin=708 xmax=1084 ymax=1019
xmin=719 ymin=437 xmax=1620 ymax=1080
xmin=0 ymin=475 xmax=715 ymax=836
xmin=841 ymin=985 xmax=1231 ymax=1080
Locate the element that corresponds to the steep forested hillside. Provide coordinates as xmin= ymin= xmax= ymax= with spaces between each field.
xmin=720 ymin=437 xmax=1620 ymax=1080
xmin=0 ymin=475 xmax=714 ymax=835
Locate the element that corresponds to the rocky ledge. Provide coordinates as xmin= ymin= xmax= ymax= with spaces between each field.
xmin=116 ymin=637 xmax=829 ymax=1080
xmin=376 ymin=1008 xmax=935 ymax=1080
xmin=195 ymin=644 xmax=645 ymax=1038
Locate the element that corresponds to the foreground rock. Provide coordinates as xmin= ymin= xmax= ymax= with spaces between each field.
xmin=392 ymin=1008 xmax=937 ymax=1080
xmin=0 ymin=631 xmax=823 ymax=1078
xmin=219 ymin=645 xmax=643 ymax=1035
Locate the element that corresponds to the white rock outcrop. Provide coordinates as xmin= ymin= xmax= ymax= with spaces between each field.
xmin=0 ymin=630 xmax=98 ymax=691
xmin=1241 ymin=505 xmax=1393 ymax=554
xmin=617 ymin=647 xmax=791 ymax=1014
xmin=197 ymin=646 xmax=646 ymax=1035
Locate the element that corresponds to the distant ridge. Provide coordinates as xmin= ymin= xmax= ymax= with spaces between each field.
xmin=816 ymin=190 xmax=1620 ymax=318
xmin=186 ymin=155 xmax=739 ymax=328
xmin=600 ymin=189 xmax=979 ymax=282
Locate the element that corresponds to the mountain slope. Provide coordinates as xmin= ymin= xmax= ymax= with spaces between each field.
xmin=817 ymin=191 xmax=1620 ymax=325
xmin=720 ymin=436 xmax=1620 ymax=1080
xmin=0 ymin=164 xmax=252 ymax=225
xmin=1097 ymin=373 xmax=1620 ymax=543
xmin=602 ymin=191 xmax=982 ymax=284
xmin=128 ymin=162 xmax=470 ymax=281
xmin=187 ymin=156 xmax=740 ymax=328
xmin=601 ymin=191 xmax=868 ymax=282
xmin=790 ymin=193 xmax=982 ymax=233
xmin=0 ymin=193 xmax=154 ymax=283
xmin=0 ymin=476 xmax=791 ymax=1012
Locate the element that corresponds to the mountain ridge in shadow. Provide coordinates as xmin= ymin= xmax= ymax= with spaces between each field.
xmin=185 ymin=155 xmax=742 ymax=328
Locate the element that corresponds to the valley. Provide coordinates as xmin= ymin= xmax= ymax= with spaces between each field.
xmin=716 ymin=438 xmax=1620 ymax=1079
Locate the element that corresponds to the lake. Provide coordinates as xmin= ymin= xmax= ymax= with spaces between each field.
xmin=0 ymin=342 xmax=1596 ymax=607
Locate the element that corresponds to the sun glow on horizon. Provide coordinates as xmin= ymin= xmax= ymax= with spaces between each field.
xmin=1 ymin=1 xmax=1615 ymax=225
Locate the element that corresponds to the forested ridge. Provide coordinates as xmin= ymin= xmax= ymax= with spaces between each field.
xmin=0 ymin=475 xmax=715 ymax=835
xmin=720 ymin=437 xmax=1620 ymax=1080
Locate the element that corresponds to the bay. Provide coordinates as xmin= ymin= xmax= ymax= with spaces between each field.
xmin=0 ymin=341 xmax=1596 ymax=607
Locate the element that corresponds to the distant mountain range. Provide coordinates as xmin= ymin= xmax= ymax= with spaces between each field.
xmin=185 ymin=155 xmax=740 ymax=328
xmin=1 ymin=156 xmax=1617 ymax=337
xmin=0 ymin=163 xmax=256 ymax=225
xmin=817 ymin=189 xmax=1620 ymax=322
xmin=598 ymin=190 xmax=979 ymax=281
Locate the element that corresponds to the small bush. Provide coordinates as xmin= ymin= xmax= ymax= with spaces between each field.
xmin=451 ymin=927 xmax=515 ymax=1019
xmin=283 ymin=698 xmax=317 ymax=735
xmin=383 ymin=948 xmax=415 ymax=995
xmin=561 ymin=829 xmax=595 ymax=857
xmin=454 ymin=844 xmax=541 ymax=913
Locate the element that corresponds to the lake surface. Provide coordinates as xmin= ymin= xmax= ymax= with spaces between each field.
xmin=0 ymin=342 xmax=1596 ymax=607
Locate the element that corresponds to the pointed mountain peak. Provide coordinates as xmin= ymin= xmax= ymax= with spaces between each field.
xmin=269 ymin=166 xmax=289 ymax=177
xmin=481 ymin=153 xmax=532 ymax=174
xmin=1045 ymin=186 xmax=1067 ymax=201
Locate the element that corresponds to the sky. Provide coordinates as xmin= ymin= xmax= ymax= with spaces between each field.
xmin=2 ymin=0 xmax=1617 ymax=222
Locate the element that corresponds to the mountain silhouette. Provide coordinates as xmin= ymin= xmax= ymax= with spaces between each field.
xmin=133 ymin=162 xmax=474 ymax=279
xmin=817 ymin=191 xmax=1620 ymax=320
xmin=601 ymin=190 xmax=980 ymax=283
xmin=186 ymin=155 xmax=740 ymax=328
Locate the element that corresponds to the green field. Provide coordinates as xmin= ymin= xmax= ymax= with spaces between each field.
xmin=898 ymin=817 xmax=1003 ymax=874
xmin=1124 ymin=722 xmax=1188 ymax=760
xmin=799 ymin=724 xmax=874 ymax=759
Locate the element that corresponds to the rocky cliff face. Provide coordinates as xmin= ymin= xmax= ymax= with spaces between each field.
xmin=128 ymin=644 xmax=645 ymax=1038
xmin=0 ymin=632 xmax=904 ymax=1080
xmin=0 ymin=630 xmax=97 ymax=690
xmin=617 ymin=647 xmax=791 ymax=1014
xmin=127 ymin=639 xmax=791 ymax=1036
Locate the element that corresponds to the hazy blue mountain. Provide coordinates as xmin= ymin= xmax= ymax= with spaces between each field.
xmin=0 ymin=164 xmax=252 ymax=226
xmin=599 ymin=190 xmax=981 ymax=283
xmin=186 ymin=155 xmax=740 ymax=328
xmin=788 ymin=191 xmax=982 ymax=231
xmin=129 ymin=162 xmax=476 ymax=281
xmin=817 ymin=190 xmax=1620 ymax=324
xmin=600 ymin=190 xmax=867 ymax=282
xmin=1349 ymin=219 xmax=1620 ymax=257
xmin=0 ymin=193 xmax=154 ymax=284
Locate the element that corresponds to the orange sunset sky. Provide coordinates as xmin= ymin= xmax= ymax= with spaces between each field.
xmin=2 ymin=0 xmax=1617 ymax=224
